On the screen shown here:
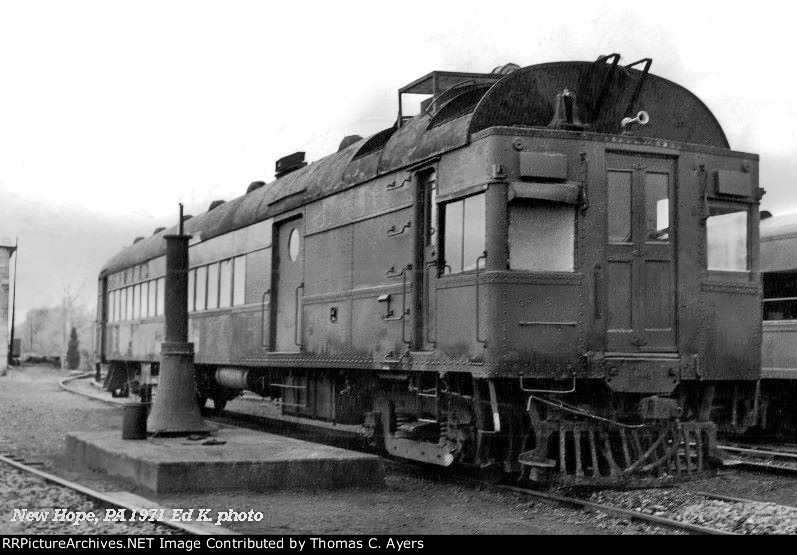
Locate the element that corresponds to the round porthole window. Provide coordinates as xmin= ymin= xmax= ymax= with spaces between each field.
xmin=288 ymin=228 xmax=300 ymax=261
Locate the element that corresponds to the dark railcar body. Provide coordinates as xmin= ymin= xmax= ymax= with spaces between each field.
xmin=95 ymin=58 xmax=762 ymax=483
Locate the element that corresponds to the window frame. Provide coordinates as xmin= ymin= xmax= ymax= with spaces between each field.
xmin=440 ymin=191 xmax=486 ymax=276
xmin=705 ymin=200 xmax=752 ymax=275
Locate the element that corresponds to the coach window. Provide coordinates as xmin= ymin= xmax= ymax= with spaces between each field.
xmin=443 ymin=193 xmax=485 ymax=274
xmin=148 ymin=281 xmax=156 ymax=318
xmin=188 ymin=269 xmax=195 ymax=312
xmin=141 ymin=281 xmax=149 ymax=318
xmin=219 ymin=259 xmax=232 ymax=308
xmin=134 ymin=284 xmax=142 ymax=320
xmin=508 ymin=202 xmax=575 ymax=271
xmin=126 ymin=287 xmax=133 ymax=320
xmin=195 ymin=266 xmax=207 ymax=311
xmin=207 ymin=262 xmax=220 ymax=309
xmin=707 ymin=205 xmax=749 ymax=272
xmin=763 ymin=271 xmax=797 ymax=320
xmin=233 ymin=255 xmax=246 ymax=306
xmin=156 ymin=277 xmax=165 ymax=316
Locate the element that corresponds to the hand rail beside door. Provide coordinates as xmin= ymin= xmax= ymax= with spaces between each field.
xmin=475 ymin=251 xmax=488 ymax=346
xmin=294 ymin=282 xmax=304 ymax=349
xmin=260 ymin=289 xmax=271 ymax=348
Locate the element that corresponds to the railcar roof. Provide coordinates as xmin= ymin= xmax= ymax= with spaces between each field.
xmin=100 ymin=59 xmax=735 ymax=277
xmin=761 ymin=212 xmax=797 ymax=241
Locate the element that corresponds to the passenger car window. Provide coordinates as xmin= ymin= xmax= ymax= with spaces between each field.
xmin=443 ymin=193 xmax=485 ymax=274
xmin=156 ymin=278 xmax=165 ymax=316
xmin=233 ymin=255 xmax=246 ymax=306
xmin=207 ymin=262 xmax=220 ymax=309
xmin=763 ymin=271 xmax=797 ymax=320
xmin=187 ymin=269 xmax=195 ymax=312
xmin=707 ymin=207 xmax=748 ymax=271
xmin=148 ymin=281 xmax=156 ymax=318
xmin=195 ymin=266 xmax=207 ymax=311
xmin=219 ymin=259 xmax=232 ymax=308
xmin=608 ymin=171 xmax=632 ymax=243
xmin=509 ymin=203 xmax=574 ymax=271
xmin=645 ymin=173 xmax=669 ymax=242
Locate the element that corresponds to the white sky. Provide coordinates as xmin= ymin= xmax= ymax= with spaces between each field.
xmin=2 ymin=0 xmax=797 ymax=317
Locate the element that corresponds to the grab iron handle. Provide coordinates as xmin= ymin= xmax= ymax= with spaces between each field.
xmin=386 ymin=176 xmax=411 ymax=191
xmin=387 ymin=222 xmax=412 ymax=237
xmin=475 ymin=251 xmax=487 ymax=346
xmin=383 ymin=264 xmax=413 ymax=346
xmin=593 ymin=265 xmax=602 ymax=320
xmin=294 ymin=282 xmax=304 ymax=348
xmin=260 ymin=289 xmax=271 ymax=348
xmin=426 ymin=264 xmax=438 ymax=347
xmin=386 ymin=264 xmax=412 ymax=279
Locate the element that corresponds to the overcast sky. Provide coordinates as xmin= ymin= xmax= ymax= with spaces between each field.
xmin=1 ymin=0 xmax=796 ymax=319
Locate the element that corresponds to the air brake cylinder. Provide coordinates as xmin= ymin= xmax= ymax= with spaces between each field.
xmin=146 ymin=210 xmax=208 ymax=435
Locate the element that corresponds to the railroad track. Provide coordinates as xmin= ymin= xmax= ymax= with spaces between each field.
xmin=496 ymin=485 xmax=733 ymax=535
xmin=0 ymin=439 xmax=233 ymax=535
xmin=719 ymin=443 xmax=797 ymax=476
xmin=57 ymin=378 xmax=797 ymax=534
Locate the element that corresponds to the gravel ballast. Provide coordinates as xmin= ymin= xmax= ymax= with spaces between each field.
xmin=0 ymin=463 xmax=174 ymax=535
xmin=591 ymin=489 xmax=797 ymax=535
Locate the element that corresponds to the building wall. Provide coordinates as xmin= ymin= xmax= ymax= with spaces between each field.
xmin=0 ymin=242 xmax=11 ymax=374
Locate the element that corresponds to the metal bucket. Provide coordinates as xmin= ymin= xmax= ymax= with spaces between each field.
xmin=122 ymin=402 xmax=149 ymax=440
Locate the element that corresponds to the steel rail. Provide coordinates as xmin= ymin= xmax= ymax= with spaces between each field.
xmin=497 ymin=485 xmax=734 ymax=535
xmin=0 ymin=453 xmax=235 ymax=535
xmin=719 ymin=444 xmax=797 ymax=476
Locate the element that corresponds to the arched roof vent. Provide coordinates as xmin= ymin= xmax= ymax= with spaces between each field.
xmin=491 ymin=62 xmax=520 ymax=75
xmin=275 ymin=152 xmax=307 ymax=178
xmin=133 ymin=236 xmax=145 ymax=244
xmin=338 ymin=135 xmax=362 ymax=151
xmin=208 ymin=199 xmax=225 ymax=211
xmin=153 ymin=227 xmax=166 ymax=235
xmin=183 ymin=214 xmax=193 ymax=222
xmin=247 ymin=181 xmax=266 ymax=194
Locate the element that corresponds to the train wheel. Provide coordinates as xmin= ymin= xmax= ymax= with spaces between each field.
xmin=212 ymin=396 xmax=227 ymax=414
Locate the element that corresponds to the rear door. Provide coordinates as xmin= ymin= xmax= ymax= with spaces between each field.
xmin=605 ymin=153 xmax=676 ymax=352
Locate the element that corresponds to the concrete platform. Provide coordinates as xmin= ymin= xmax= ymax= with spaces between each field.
xmin=65 ymin=428 xmax=384 ymax=493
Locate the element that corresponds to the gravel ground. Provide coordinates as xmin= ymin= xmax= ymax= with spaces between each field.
xmin=0 ymin=365 xmax=702 ymax=534
xmin=590 ymin=488 xmax=797 ymax=534
xmin=0 ymin=463 xmax=174 ymax=534
xmin=680 ymin=469 xmax=797 ymax=509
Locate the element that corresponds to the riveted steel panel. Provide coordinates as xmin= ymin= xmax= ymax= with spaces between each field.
xmin=304 ymin=226 xmax=352 ymax=296
xmin=352 ymin=208 xmax=414 ymax=288
xmin=714 ymin=169 xmax=751 ymax=197
xmin=518 ymin=151 xmax=568 ymax=180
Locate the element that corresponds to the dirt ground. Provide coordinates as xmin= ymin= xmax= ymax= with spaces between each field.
xmin=0 ymin=365 xmax=668 ymax=535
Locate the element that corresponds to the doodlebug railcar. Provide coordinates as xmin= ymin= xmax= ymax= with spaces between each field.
xmin=96 ymin=55 xmax=763 ymax=486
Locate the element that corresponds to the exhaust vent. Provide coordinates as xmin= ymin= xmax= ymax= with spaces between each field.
xmin=208 ymin=199 xmax=225 ymax=211
xmin=275 ymin=151 xmax=307 ymax=178
xmin=338 ymin=135 xmax=362 ymax=151
xmin=247 ymin=181 xmax=266 ymax=194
